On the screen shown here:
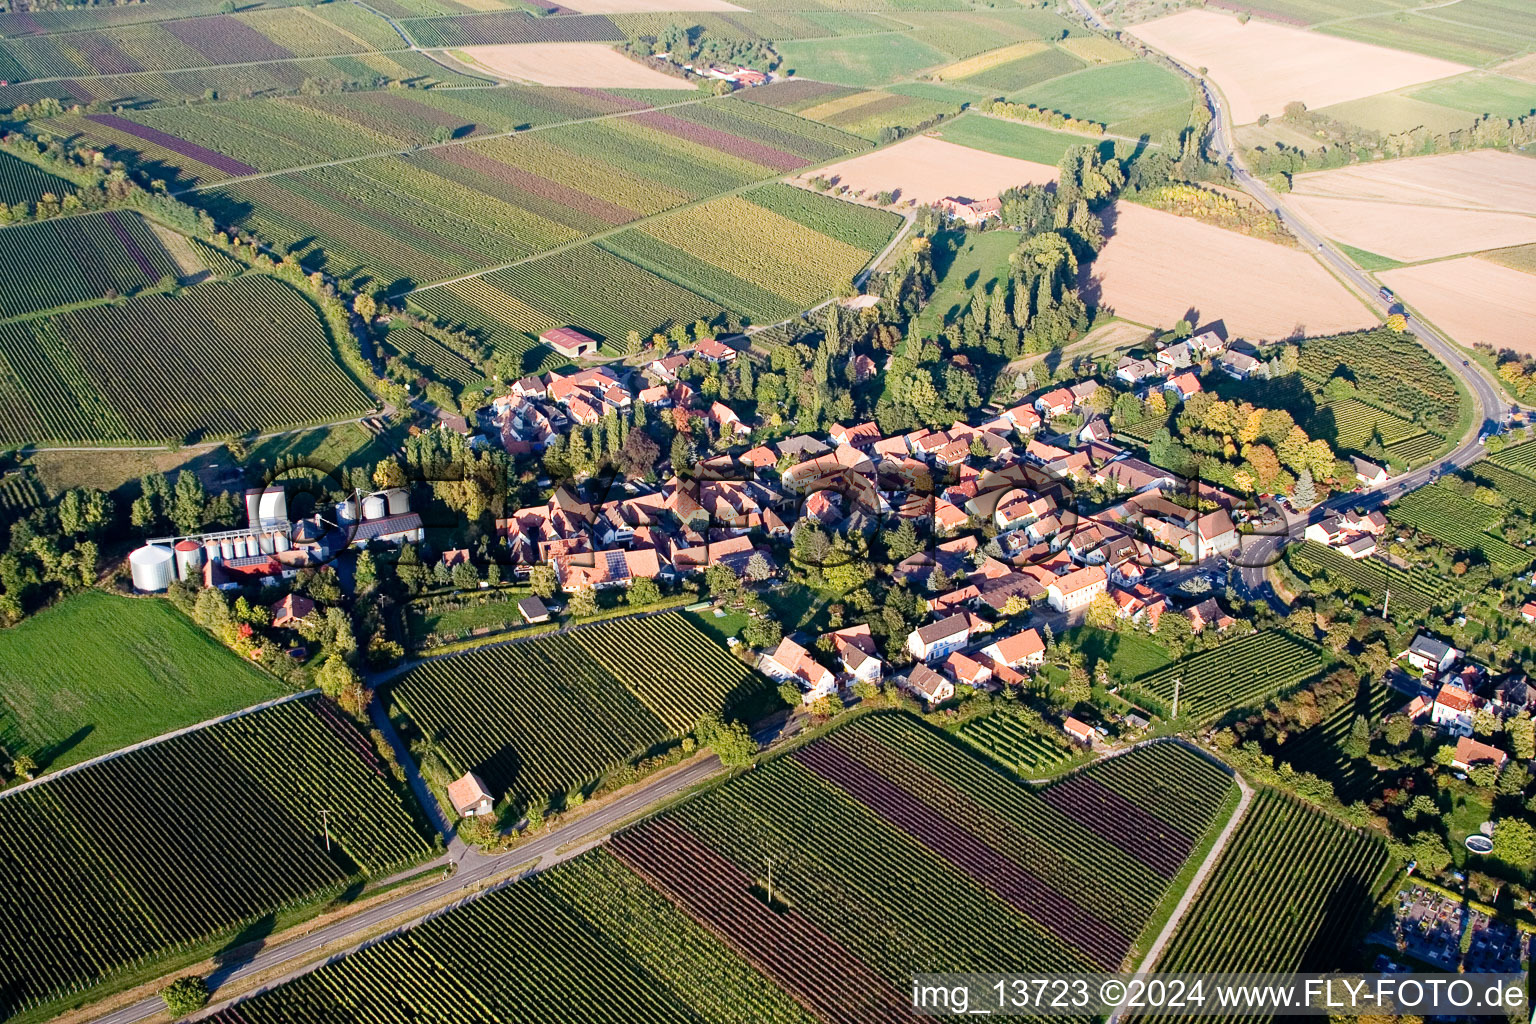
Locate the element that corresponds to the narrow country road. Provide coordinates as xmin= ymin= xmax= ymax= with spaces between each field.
xmin=83 ymin=754 xmax=725 ymax=1024
xmin=1065 ymin=0 xmax=1511 ymax=611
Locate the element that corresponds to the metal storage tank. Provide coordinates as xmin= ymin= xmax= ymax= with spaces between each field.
xmin=204 ymin=540 xmax=221 ymax=564
xmin=247 ymin=535 xmax=261 ymax=557
xmin=174 ymin=539 xmax=204 ymax=581
xmin=337 ymin=498 xmax=358 ymax=524
xmin=385 ymin=488 xmax=409 ymax=515
xmin=220 ymin=538 xmax=235 ymax=560
xmin=233 ymin=536 xmax=248 ymax=559
xmin=257 ymin=487 xmax=287 ymax=525
xmin=257 ymin=532 xmax=275 ymax=555
xmin=243 ymin=489 xmax=263 ymax=528
xmin=273 ymin=531 xmax=292 ymax=552
xmin=129 ymin=545 xmax=175 ymax=592
xmin=362 ymin=494 xmax=388 ymax=521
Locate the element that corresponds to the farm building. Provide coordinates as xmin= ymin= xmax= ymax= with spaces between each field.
xmin=447 ymin=771 xmax=494 ymax=817
xmin=1063 ymin=716 xmax=1094 ymax=746
xmin=540 ymin=327 xmax=600 ymax=358
xmin=517 ymin=597 xmax=550 ymax=623
xmin=936 ymin=196 xmax=1001 ymax=226
xmin=1047 ymin=565 xmax=1107 ymax=613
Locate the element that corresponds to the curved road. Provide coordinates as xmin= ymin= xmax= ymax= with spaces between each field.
xmin=1070 ymin=0 xmax=1509 ymax=608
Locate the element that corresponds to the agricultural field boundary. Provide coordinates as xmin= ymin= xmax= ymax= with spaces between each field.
xmin=0 ymin=685 xmax=317 ymax=799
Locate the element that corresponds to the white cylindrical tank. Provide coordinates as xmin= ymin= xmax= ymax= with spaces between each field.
xmin=385 ymin=488 xmax=409 ymax=515
xmin=257 ymin=532 xmax=275 ymax=555
xmin=337 ymin=498 xmax=358 ymax=524
xmin=234 ymin=536 xmax=249 ymax=559
xmin=174 ymin=539 xmax=204 ymax=581
xmin=220 ymin=538 xmax=235 ymax=560
xmin=362 ymin=494 xmax=387 ymax=521
xmin=274 ymin=531 xmax=292 ymax=552
xmin=258 ymin=486 xmax=287 ymax=524
xmin=129 ymin=545 xmax=175 ymax=592
xmin=204 ymin=539 xmax=221 ymax=565
xmin=247 ymin=535 xmax=261 ymax=558
xmin=244 ymin=489 xmax=263 ymax=527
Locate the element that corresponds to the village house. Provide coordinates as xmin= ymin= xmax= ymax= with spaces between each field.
xmin=1406 ymin=633 xmax=1460 ymax=676
xmin=694 ymin=337 xmax=737 ymax=363
xmin=907 ymin=613 xmax=971 ymax=663
xmin=825 ymin=624 xmax=882 ymax=684
xmin=1116 ymin=356 xmax=1160 ymax=385
xmin=1047 ymin=564 xmax=1108 ymax=613
xmin=904 ymin=663 xmax=955 ymax=704
xmin=1431 ymin=683 xmax=1478 ymax=737
xmin=517 ymin=596 xmax=550 ymax=624
xmin=1156 ymin=341 xmax=1192 ymax=369
xmin=760 ymin=637 xmax=837 ymax=703
xmin=1163 ymin=372 xmax=1202 ymax=401
xmin=829 ymin=421 xmax=881 ymax=449
xmin=1034 ymin=387 xmax=1075 ymax=418
xmin=1451 ymin=735 xmax=1508 ymax=772
xmin=1218 ymin=349 xmax=1262 ymax=379
xmin=943 ymin=650 xmax=993 ymax=689
xmin=1195 ymin=509 xmax=1239 ymax=559
xmin=269 ymin=592 xmax=314 ymax=628
xmin=980 ymin=628 xmax=1045 ymax=669
xmin=1185 ymin=597 xmax=1234 ymax=634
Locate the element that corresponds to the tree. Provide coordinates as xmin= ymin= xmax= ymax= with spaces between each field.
xmin=10 ymin=753 xmax=36 ymax=781
xmin=1386 ymin=312 xmax=1408 ymax=332
xmin=777 ymin=682 xmax=801 ymax=707
xmin=529 ymin=563 xmax=558 ymax=599
xmin=1493 ymin=817 xmax=1536 ymax=868
xmin=161 ymin=977 xmax=209 ymax=1018
xmin=1411 ymin=831 xmax=1452 ymax=875
xmin=1085 ymin=591 xmax=1119 ymax=629
xmin=567 ymin=587 xmax=598 ymax=618
xmin=742 ymin=614 xmax=783 ymax=649
xmin=355 ymin=550 xmax=377 ymax=589
xmin=705 ymin=562 xmax=741 ymax=599
xmin=1291 ymin=467 xmax=1317 ymax=508
xmin=628 ymin=576 xmax=661 ymax=607
xmin=194 ymin=587 xmax=231 ymax=631
xmin=696 ymin=713 xmax=757 ymax=768
xmin=316 ymin=654 xmax=360 ymax=700
xmin=884 ymin=521 xmax=920 ymax=563
xmin=745 ymin=552 xmax=773 ymax=582
xmin=171 ymin=471 xmax=207 ymax=533
xmin=353 ymin=293 xmax=377 ymax=321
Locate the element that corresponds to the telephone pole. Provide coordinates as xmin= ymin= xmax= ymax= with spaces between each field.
xmin=1382 ymin=586 xmax=1390 ymax=622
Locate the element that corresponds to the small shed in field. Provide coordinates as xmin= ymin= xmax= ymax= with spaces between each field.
xmin=540 ymin=327 xmax=600 ymax=358
xmin=518 ymin=596 xmax=551 ymax=623
xmin=447 ymin=771 xmax=494 ymax=817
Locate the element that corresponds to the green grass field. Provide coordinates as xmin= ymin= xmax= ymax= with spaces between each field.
xmin=776 ymin=33 xmax=949 ymax=87
xmin=918 ymin=229 xmax=1018 ymax=333
xmin=963 ymin=46 xmax=1087 ymax=95
xmin=0 ymin=591 xmax=283 ymax=772
xmin=1408 ymin=72 xmax=1536 ymax=120
xmin=1009 ymin=60 xmax=1193 ymax=138
xmin=1063 ymin=625 xmax=1174 ymax=685
xmin=932 ymin=113 xmax=1120 ymax=165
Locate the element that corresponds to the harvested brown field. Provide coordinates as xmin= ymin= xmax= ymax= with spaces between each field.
xmin=1287 ymin=195 xmax=1536 ymax=262
xmin=448 ymin=43 xmax=695 ymax=87
xmin=1379 ymin=258 xmax=1536 ymax=356
xmin=1082 ymin=201 xmax=1376 ymax=341
xmin=1126 ymin=9 xmax=1468 ymax=124
xmin=793 ymin=134 xmax=1056 ymax=206
xmin=1292 ymin=152 xmax=1536 ymax=214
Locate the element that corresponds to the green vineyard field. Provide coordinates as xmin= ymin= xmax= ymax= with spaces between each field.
xmin=958 ymin=709 xmax=1074 ymax=775
xmin=1130 ymin=630 xmax=1325 ymax=724
xmin=386 ymin=612 xmax=769 ymax=807
xmin=0 ymin=150 xmax=75 ymax=207
xmin=0 ymin=211 xmax=180 ymax=322
xmin=0 ymin=274 xmax=373 ymax=446
xmin=1387 ymin=487 xmax=1529 ymax=569
xmin=1284 ymin=540 xmax=1459 ymax=617
xmin=1134 ymin=791 xmax=1391 ymax=1024
xmin=1275 ymin=678 xmax=1406 ymax=803
xmin=200 ymin=716 xmax=1236 ymax=1024
xmin=0 ymin=694 xmax=436 ymax=1021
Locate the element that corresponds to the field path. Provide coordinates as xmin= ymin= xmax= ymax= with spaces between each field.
xmin=1109 ymin=768 xmax=1254 ymax=1022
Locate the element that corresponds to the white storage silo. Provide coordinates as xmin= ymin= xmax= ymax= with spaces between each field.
xmin=246 ymin=535 xmax=261 ymax=557
xmin=129 ymin=545 xmax=175 ymax=592
xmin=174 ymin=539 xmax=204 ymax=581
xmin=337 ymin=498 xmax=358 ymax=524
xmin=274 ymin=531 xmax=292 ymax=552
xmin=362 ymin=494 xmax=387 ymax=521
xmin=385 ymin=488 xmax=409 ymax=515
xmin=243 ymin=488 xmax=263 ymax=527
xmin=257 ymin=532 xmax=275 ymax=555
xmin=233 ymin=536 xmax=248 ymax=559
xmin=220 ymin=538 xmax=235 ymax=560
xmin=204 ymin=539 xmax=221 ymax=565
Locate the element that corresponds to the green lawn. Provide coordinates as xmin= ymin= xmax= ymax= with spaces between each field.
xmin=918 ymin=229 xmax=1019 ymax=333
xmin=931 ymin=113 xmax=1118 ymax=166
xmin=1063 ymin=625 xmax=1173 ymax=685
xmin=1408 ymin=72 xmax=1536 ymax=120
xmin=776 ymin=34 xmax=950 ymax=87
xmin=243 ymin=419 xmax=402 ymax=491
xmin=0 ymin=591 xmax=283 ymax=772
xmin=1335 ymin=241 xmax=1406 ymax=271
xmin=1010 ymin=60 xmax=1193 ymax=139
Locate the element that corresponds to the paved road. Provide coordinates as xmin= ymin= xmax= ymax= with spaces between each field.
xmin=1068 ymin=0 xmax=1510 ymax=610
xmin=85 ymin=754 xmax=724 ymax=1024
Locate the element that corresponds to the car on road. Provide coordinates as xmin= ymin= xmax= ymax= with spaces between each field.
xmin=1379 ymin=286 xmax=1394 ymax=303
